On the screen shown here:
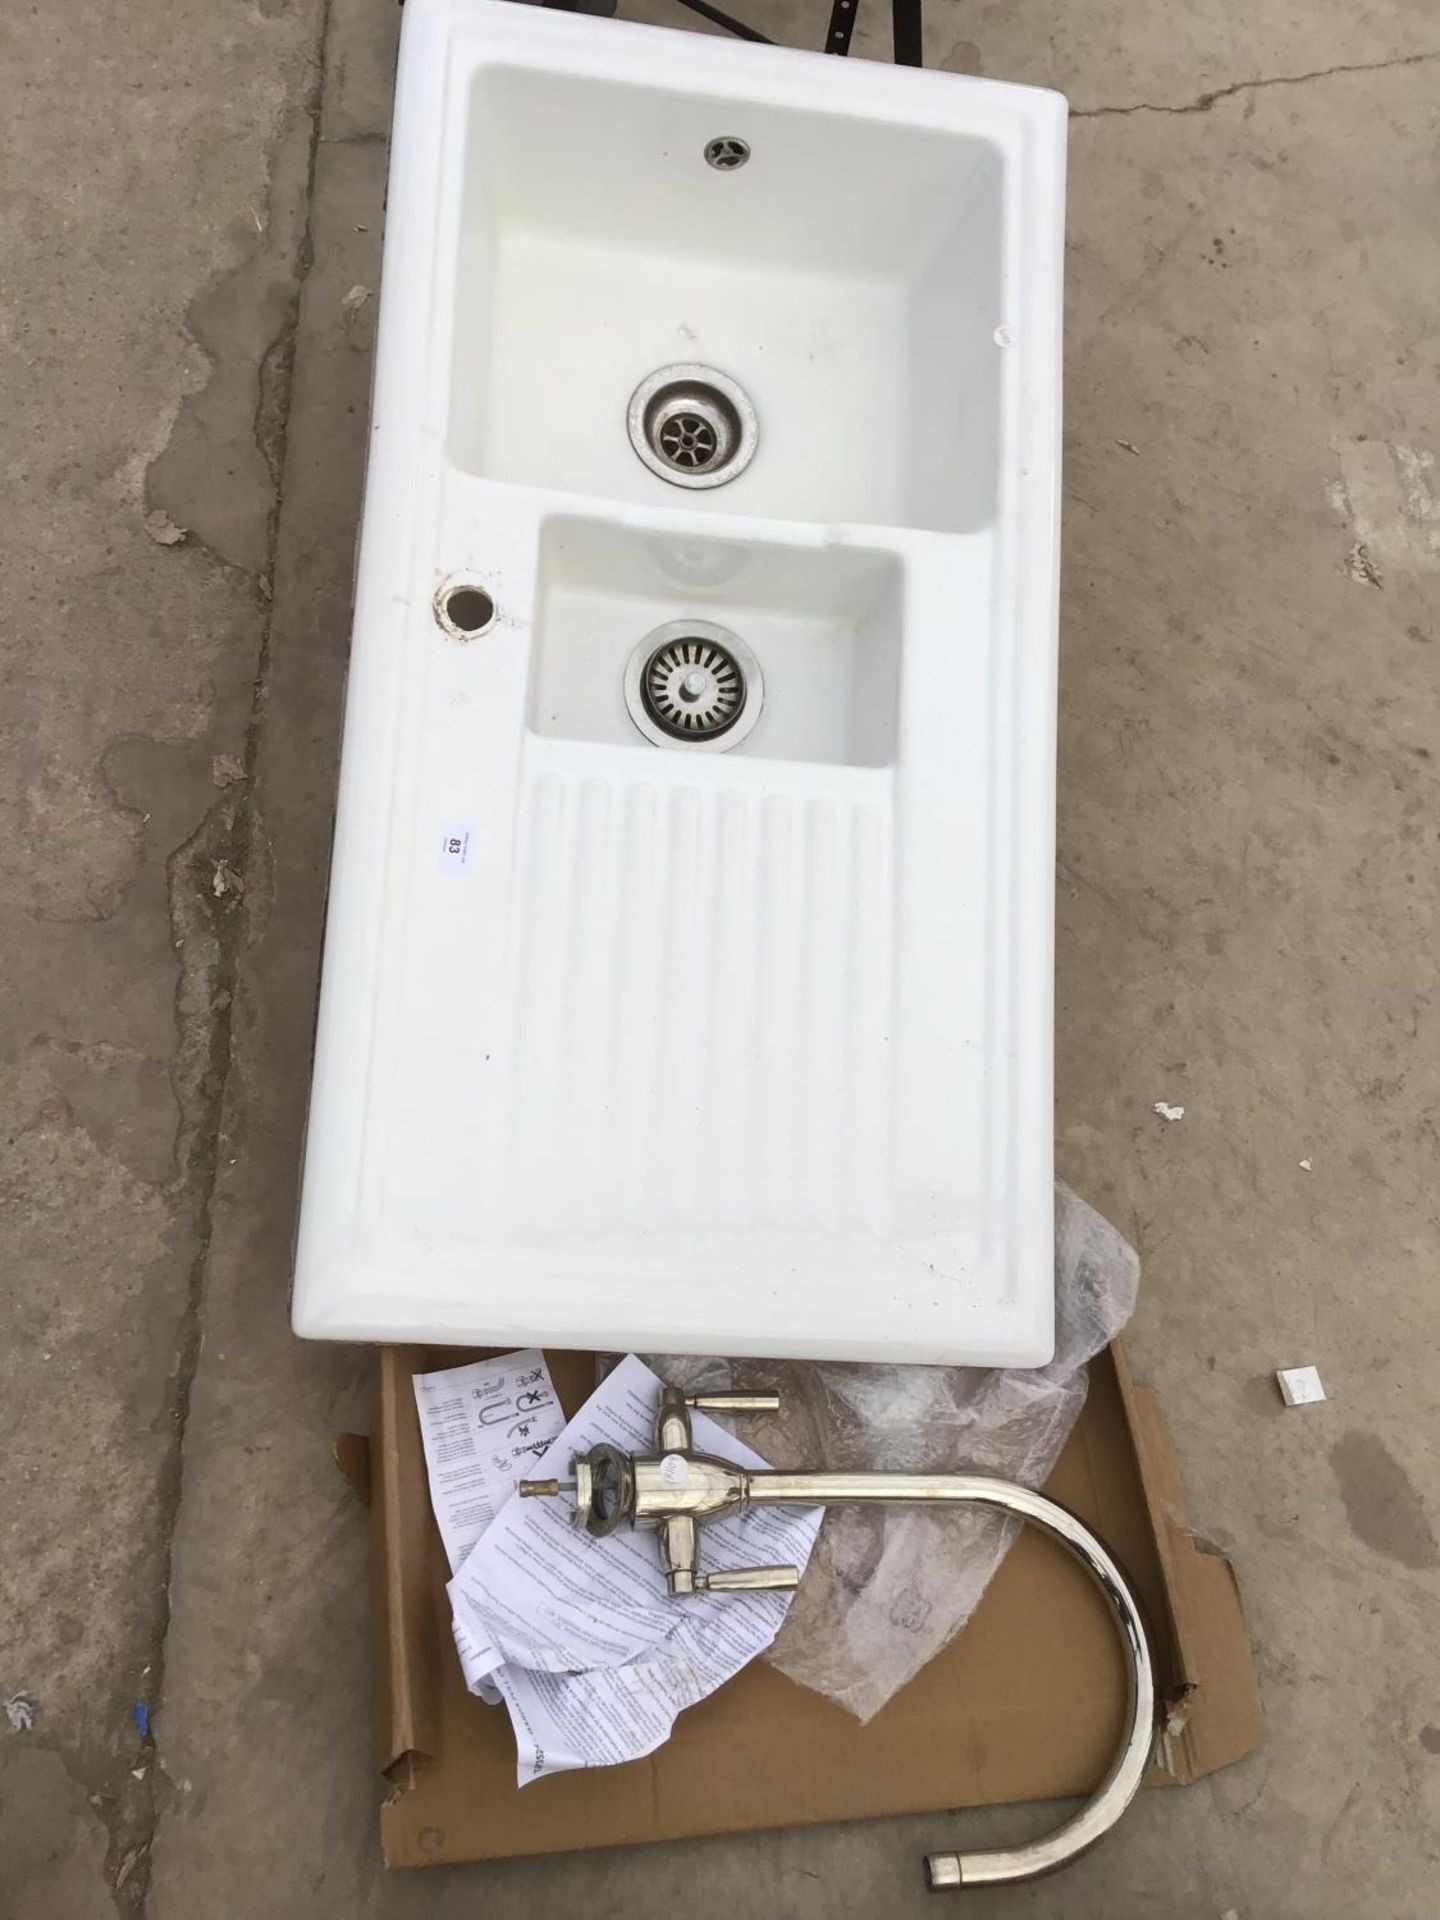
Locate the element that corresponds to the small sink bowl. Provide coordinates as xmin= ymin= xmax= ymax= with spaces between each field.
xmin=531 ymin=517 xmax=903 ymax=768
xmin=293 ymin=0 xmax=1068 ymax=1368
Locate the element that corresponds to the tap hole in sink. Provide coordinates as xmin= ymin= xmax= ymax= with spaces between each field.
xmin=437 ymin=581 xmax=497 ymax=637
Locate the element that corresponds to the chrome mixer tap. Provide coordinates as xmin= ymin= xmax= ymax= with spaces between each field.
xmin=521 ymin=1382 xmax=1156 ymax=1890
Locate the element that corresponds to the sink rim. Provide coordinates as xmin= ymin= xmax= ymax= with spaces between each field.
xmin=291 ymin=0 xmax=1069 ymax=1368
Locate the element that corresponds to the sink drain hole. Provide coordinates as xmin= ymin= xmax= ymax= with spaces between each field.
xmin=624 ymin=620 xmax=764 ymax=752
xmin=659 ymin=410 xmax=721 ymax=472
xmin=627 ymin=364 xmax=758 ymax=491
xmin=704 ymin=136 xmax=751 ymax=171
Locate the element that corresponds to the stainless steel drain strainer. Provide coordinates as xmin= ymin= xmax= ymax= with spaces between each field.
xmin=644 ymin=635 xmax=742 ymax=735
xmin=623 ymin=620 xmax=764 ymax=752
xmin=627 ymin=364 xmax=759 ymax=490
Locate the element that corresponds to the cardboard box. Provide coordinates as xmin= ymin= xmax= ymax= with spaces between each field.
xmin=350 ymin=1342 xmax=1261 ymax=1869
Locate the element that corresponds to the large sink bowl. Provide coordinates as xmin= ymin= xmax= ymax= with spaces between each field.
xmin=449 ymin=58 xmax=1004 ymax=533
xmin=292 ymin=0 xmax=1068 ymax=1367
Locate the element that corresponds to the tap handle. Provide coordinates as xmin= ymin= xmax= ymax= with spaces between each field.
xmin=684 ymin=1392 xmax=781 ymax=1414
xmin=695 ymin=1564 xmax=800 ymax=1593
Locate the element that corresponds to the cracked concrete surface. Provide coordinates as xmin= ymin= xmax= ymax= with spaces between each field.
xmin=0 ymin=0 xmax=327 ymax=1909
xmin=3 ymin=1 xmax=1438 ymax=1916
xmin=1072 ymin=48 xmax=1440 ymax=118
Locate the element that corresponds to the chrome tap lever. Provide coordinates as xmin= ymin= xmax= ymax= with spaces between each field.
xmin=683 ymin=1391 xmax=781 ymax=1413
xmin=695 ymin=1564 xmax=799 ymax=1593
xmin=653 ymin=1386 xmax=779 ymax=1462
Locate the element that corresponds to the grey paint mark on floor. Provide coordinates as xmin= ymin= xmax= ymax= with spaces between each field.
xmin=1330 ymin=1430 xmax=1439 ymax=1570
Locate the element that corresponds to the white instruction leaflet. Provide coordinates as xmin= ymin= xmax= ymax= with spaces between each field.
xmin=412 ymin=1349 xmax=566 ymax=1698
xmin=448 ymin=1353 xmax=822 ymax=1783
xmin=491 ymin=1512 xmax=818 ymax=1783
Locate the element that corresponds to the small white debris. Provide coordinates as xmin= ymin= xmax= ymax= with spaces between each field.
xmin=1298 ymin=1157 xmax=1313 ymax=1172
xmin=143 ymin=509 xmax=187 ymax=547
xmin=1221 ymin=1910 xmax=1241 ymax=1920
xmin=1153 ymin=1101 xmax=1185 ymax=1122
xmin=114 ymin=1846 xmax=146 ymax=1892
xmin=1277 ymin=1365 xmax=1326 ymax=1408
xmin=211 ymin=754 xmax=246 ymax=789
xmin=342 ymin=284 xmax=374 ymax=347
xmin=1116 ymin=438 xmax=1140 ymax=455
xmin=4 ymin=1693 xmax=40 ymax=1733
xmin=211 ymin=862 xmax=245 ymax=899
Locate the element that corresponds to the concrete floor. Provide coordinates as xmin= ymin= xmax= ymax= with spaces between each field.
xmin=2 ymin=0 xmax=1437 ymax=1913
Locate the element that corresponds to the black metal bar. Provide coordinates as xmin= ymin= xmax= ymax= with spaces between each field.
xmin=824 ymin=0 xmax=858 ymax=56
xmin=668 ymin=0 xmax=773 ymax=43
xmin=891 ymin=0 xmax=922 ymax=64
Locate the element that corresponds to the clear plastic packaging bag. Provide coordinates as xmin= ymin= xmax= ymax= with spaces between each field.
xmin=640 ymin=1182 xmax=1138 ymax=1721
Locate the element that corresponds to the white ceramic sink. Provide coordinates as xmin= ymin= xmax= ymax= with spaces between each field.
xmin=292 ymin=0 xmax=1068 ymax=1366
